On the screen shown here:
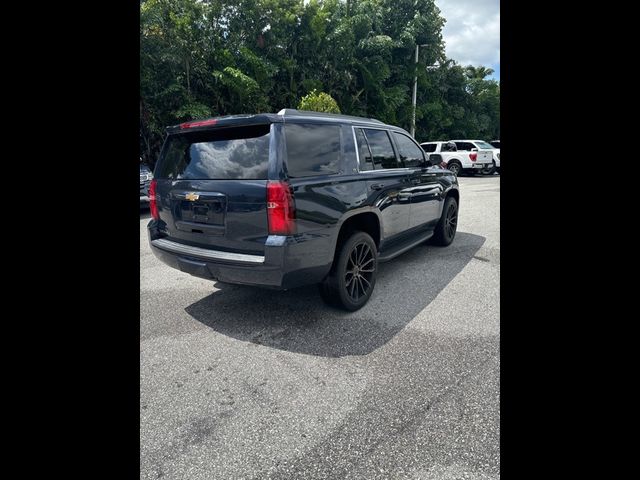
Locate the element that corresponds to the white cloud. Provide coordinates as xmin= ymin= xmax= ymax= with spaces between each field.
xmin=436 ymin=0 xmax=500 ymax=74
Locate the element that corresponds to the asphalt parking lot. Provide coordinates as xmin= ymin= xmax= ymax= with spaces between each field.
xmin=140 ymin=175 xmax=500 ymax=480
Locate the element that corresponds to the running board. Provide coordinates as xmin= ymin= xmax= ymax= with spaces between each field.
xmin=378 ymin=230 xmax=433 ymax=263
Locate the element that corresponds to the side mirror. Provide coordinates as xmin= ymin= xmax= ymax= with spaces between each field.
xmin=428 ymin=154 xmax=443 ymax=166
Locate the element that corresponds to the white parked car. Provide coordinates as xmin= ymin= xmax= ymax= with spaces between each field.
xmin=420 ymin=140 xmax=493 ymax=176
xmin=486 ymin=140 xmax=501 ymax=173
xmin=450 ymin=139 xmax=500 ymax=174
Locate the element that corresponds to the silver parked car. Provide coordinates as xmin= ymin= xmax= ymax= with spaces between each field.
xmin=140 ymin=160 xmax=153 ymax=205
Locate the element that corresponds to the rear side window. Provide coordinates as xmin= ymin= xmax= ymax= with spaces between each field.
xmin=363 ymin=129 xmax=398 ymax=169
xmin=156 ymin=125 xmax=271 ymax=180
xmin=285 ymin=124 xmax=341 ymax=177
xmin=355 ymin=128 xmax=374 ymax=171
xmin=421 ymin=143 xmax=436 ymax=153
xmin=393 ymin=132 xmax=425 ymax=168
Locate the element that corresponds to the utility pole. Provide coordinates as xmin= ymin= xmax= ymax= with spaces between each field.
xmin=411 ymin=43 xmax=428 ymax=138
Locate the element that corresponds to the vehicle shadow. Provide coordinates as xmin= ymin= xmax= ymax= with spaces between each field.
xmin=185 ymin=232 xmax=485 ymax=357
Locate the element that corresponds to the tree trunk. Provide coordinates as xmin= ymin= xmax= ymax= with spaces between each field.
xmin=186 ymin=58 xmax=191 ymax=96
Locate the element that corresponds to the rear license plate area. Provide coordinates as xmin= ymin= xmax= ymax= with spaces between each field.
xmin=179 ymin=199 xmax=225 ymax=225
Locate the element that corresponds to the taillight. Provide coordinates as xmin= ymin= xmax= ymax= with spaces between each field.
xmin=469 ymin=152 xmax=477 ymax=161
xmin=149 ymin=179 xmax=159 ymax=220
xmin=267 ymin=181 xmax=296 ymax=235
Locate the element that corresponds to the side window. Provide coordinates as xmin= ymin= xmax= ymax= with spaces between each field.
xmin=421 ymin=143 xmax=436 ymax=153
xmin=454 ymin=142 xmax=473 ymax=151
xmin=355 ymin=128 xmax=374 ymax=171
xmin=284 ymin=124 xmax=341 ymax=177
xmin=363 ymin=129 xmax=398 ymax=169
xmin=393 ymin=132 xmax=425 ymax=168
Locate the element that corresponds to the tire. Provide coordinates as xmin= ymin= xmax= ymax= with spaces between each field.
xmin=432 ymin=196 xmax=458 ymax=246
xmin=319 ymin=231 xmax=378 ymax=311
xmin=482 ymin=160 xmax=497 ymax=175
xmin=447 ymin=161 xmax=462 ymax=176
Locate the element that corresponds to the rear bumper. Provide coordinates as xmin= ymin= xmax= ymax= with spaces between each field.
xmin=147 ymin=223 xmax=333 ymax=289
xmin=469 ymin=162 xmax=492 ymax=170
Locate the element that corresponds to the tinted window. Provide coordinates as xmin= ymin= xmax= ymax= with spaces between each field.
xmin=442 ymin=142 xmax=457 ymax=152
xmin=421 ymin=143 xmax=436 ymax=153
xmin=393 ymin=133 xmax=425 ymax=168
xmin=355 ymin=128 xmax=374 ymax=171
xmin=156 ymin=125 xmax=270 ymax=180
xmin=363 ymin=129 xmax=398 ymax=169
xmin=285 ymin=124 xmax=341 ymax=177
xmin=454 ymin=142 xmax=474 ymax=151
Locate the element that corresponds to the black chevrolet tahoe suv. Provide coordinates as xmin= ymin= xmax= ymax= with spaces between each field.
xmin=148 ymin=109 xmax=459 ymax=310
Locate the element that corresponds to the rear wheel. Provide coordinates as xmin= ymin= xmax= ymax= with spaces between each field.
xmin=320 ymin=231 xmax=378 ymax=311
xmin=447 ymin=161 xmax=461 ymax=176
xmin=432 ymin=196 xmax=458 ymax=246
xmin=482 ymin=160 xmax=497 ymax=175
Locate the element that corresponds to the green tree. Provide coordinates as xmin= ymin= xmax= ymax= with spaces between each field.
xmin=298 ymin=89 xmax=341 ymax=113
xmin=140 ymin=0 xmax=499 ymax=163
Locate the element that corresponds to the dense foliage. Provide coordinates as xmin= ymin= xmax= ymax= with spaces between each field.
xmin=297 ymin=89 xmax=341 ymax=113
xmin=140 ymin=0 xmax=500 ymax=164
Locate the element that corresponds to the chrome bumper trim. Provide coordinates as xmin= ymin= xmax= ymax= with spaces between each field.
xmin=151 ymin=238 xmax=265 ymax=264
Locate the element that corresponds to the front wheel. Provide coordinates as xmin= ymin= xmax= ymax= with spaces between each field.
xmin=320 ymin=231 xmax=378 ymax=311
xmin=432 ymin=196 xmax=458 ymax=246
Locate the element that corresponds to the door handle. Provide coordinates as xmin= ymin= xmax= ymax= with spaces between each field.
xmin=370 ymin=183 xmax=385 ymax=190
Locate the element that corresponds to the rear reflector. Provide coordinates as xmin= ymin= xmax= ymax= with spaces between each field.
xmin=469 ymin=152 xmax=477 ymax=161
xmin=149 ymin=179 xmax=159 ymax=220
xmin=180 ymin=118 xmax=217 ymax=129
xmin=267 ymin=181 xmax=296 ymax=235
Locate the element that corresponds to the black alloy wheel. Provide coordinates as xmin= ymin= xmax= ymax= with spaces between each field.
xmin=344 ymin=241 xmax=375 ymax=303
xmin=319 ymin=231 xmax=378 ymax=311
xmin=432 ymin=196 xmax=458 ymax=246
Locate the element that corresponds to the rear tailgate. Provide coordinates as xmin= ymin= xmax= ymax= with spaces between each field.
xmin=153 ymin=123 xmax=273 ymax=256
xmin=476 ymin=149 xmax=493 ymax=165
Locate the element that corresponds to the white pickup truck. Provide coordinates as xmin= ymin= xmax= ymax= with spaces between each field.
xmin=420 ymin=140 xmax=493 ymax=176
xmin=451 ymin=139 xmax=499 ymax=174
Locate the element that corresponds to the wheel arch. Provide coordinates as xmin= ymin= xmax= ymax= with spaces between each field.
xmin=329 ymin=208 xmax=382 ymax=270
xmin=445 ymin=186 xmax=460 ymax=205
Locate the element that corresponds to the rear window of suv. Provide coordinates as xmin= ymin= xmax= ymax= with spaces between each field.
xmin=284 ymin=124 xmax=341 ymax=177
xmin=156 ymin=124 xmax=271 ymax=180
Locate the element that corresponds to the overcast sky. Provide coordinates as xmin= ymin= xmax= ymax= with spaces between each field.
xmin=436 ymin=0 xmax=500 ymax=80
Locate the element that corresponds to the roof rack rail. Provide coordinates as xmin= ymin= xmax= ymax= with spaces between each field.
xmin=276 ymin=108 xmax=384 ymax=124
